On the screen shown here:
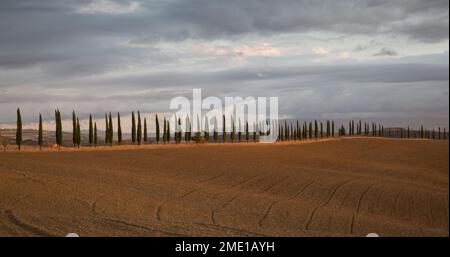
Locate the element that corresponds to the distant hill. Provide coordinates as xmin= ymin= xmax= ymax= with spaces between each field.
xmin=0 ymin=129 xmax=132 ymax=147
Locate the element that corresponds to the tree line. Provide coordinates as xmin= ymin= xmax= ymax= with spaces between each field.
xmin=4 ymin=108 xmax=448 ymax=150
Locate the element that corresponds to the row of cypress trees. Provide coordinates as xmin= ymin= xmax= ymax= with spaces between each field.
xmin=8 ymin=109 xmax=449 ymax=150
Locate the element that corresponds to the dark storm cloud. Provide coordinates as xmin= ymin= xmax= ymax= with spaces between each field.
xmin=0 ymin=0 xmax=448 ymax=127
xmin=1 ymin=0 xmax=448 ymax=70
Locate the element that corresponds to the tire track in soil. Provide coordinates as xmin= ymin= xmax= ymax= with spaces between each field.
xmin=209 ymin=174 xmax=265 ymax=225
xmin=155 ymin=189 xmax=197 ymax=222
xmin=350 ymin=184 xmax=373 ymax=235
xmin=304 ymin=179 xmax=352 ymax=230
xmin=4 ymin=210 xmax=52 ymax=236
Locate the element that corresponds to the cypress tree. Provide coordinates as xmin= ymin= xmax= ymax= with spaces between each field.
xmin=38 ymin=113 xmax=43 ymax=150
xmin=105 ymin=113 xmax=109 ymax=145
xmin=137 ymin=111 xmax=142 ymax=145
xmin=407 ymin=126 xmax=410 ymax=138
xmin=131 ymin=112 xmax=136 ymax=144
xmin=195 ymin=115 xmax=201 ymax=143
xmin=177 ymin=117 xmax=182 ymax=144
xmin=163 ymin=117 xmax=167 ymax=144
xmin=349 ymin=121 xmax=352 ymax=136
xmin=72 ymin=111 xmax=77 ymax=147
xmin=230 ymin=117 xmax=235 ymax=143
xmin=314 ymin=120 xmax=318 ymax=138
xmin=320 ymin=122 xmax=323 ymax=138
xmin=117 ymin=112 xmax=122 ymax=144
xmin=358 ymin=120 xmax=362 ymax=135
xmin=58 ymin=110 xmax=62 ymax=147
xmin=204 ymin=116 xmax=210 ymax=142
xmin=438 ymin=127 xmax=441 ymax=140
xmin=238 ymin=119 xmax=242 ymax=142
xmin=341 ymin=125 xmax=346 ymax=136
xmin=213 ymin=117 xmax=218 ymax=143
xmin=245 ymin=121 xmax=249 ymax=142
xmin=167 ymin=120 xmax=171 ymax=143
xmin=277 ymin=124 xmax=281 ymax=141
xmin=108 ymin=112 xmax=113 ymax=146
xmin=156 ymin=114 xmax=160 ymax=144
xmin=55 ymin=110 xmax=59 ymax=147
xmin=55 ymin=109 xmax=62 ymax=148
xmin=144 ymin=118 xmax=148 ymax=143
xmin=253 ymin=123 xmax=257 ymax=142
xmin=222 ymin=115 xmax=226 ymax=143
xmin=94 ymin=122 xmax=97 ymax=147
xmin=332 ymin=121 xmax=335 ymax=137
xmin=284 ymin=121 xmax=288 ymax=140
xmin=420 ymin=125 xmax=424 ymax=138
xmin=185 ymin=116 xmax=190 ymax=143
xmin=89 ymin=114 xmax=93 ymax=145
xmin=326 ymin=120 xmax=330 ymax=137
xmin=76 ymin=117 xmax=81 ymax=148
xmin=309 ymin=122 xmax=313 ymax=139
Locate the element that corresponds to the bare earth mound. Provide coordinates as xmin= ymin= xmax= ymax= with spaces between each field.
xmin=0 ymin=138 xmax=448 ymax=237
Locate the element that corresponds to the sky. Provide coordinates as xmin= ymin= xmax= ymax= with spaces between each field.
xmin=0 ymin=0 xmax=448 ymax=131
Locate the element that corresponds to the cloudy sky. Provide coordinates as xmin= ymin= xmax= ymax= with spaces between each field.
xmin=0 ymin=0 xmax=448 ymax=130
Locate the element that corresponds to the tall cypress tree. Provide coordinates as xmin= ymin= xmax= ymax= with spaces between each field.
xmin=38 ymin=113 xmax=43 ymax=150
xmin=144 ymin=117 xmax=148 ymax=143
xmin=331 ymin=121 xmax=335 ymax=137
xmin=320 ymin=122 xmax=323 ymax=138
xmin=309 ymin=122 xmax=313 ymax=139
xmin=108 ymin=112 xmax=113 ymax=146
xmin=177 ymin=117 xmax=182 ymax=144
xmin=72 ymin=110 xmax=77 ymax=147
xmin=137 ymin=111 xmax=142 ymax=145
xmin=420 ymin=125 xmax=424 ymax=139
xmin=167 ymin=120 xmax=171 ymax=143
xmin=245 ymin=121 xmax=249 ymax=142
xmin=163 ymin=117 xmax=167 ymax=144
xmin=55 ymin=110 xmax=58 ymax=147
xmin=204 ymin=116 xmax=210 ymax=142
xmin=89 ymin=114 xmax=93 ymax=145
xmin=314 ymin=120 xmax=318 ymax=138
xmin=156 ymin=114 xmax=160 ymax=144
xmin=185 ymin=115 xmax=190 ymax=143
xmin=231 ymin=117 xmax=235 ymax=143
xmin=238 ymin=119 xmax=242 ymax=142
xmin=131 ymin=112 xmax=136 ymax=144
xmin=253 ymin=123 xmax=257 ymax=142
xmin=213 ymin=117 xmax=218 ymax=143
xmin=117 ymin=112 xmax=122 ymax=144
xmin=222 ymin=115 xmax=226 ymax=143
xmin=55 ymin=109 xmax=62 ymax=148
xmin=76 ymin=117 xmax=81 ymax=148
xmin=105 ymin=113 xmax=109 ymax=145
xmin=94 ymin=122 xmax=97 ymax=147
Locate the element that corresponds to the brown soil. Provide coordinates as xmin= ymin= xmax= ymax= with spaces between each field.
xmin=0 ymin=138 xmax=448 ymax=237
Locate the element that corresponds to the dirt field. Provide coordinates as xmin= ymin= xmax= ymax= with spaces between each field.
xmin=0 ymin=138 xmax=448 ymax=237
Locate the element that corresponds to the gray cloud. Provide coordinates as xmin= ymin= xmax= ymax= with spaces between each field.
xmin=1 ymin=0 xmax=448 ymax=69
xmin=372 ymin=47 xmax=399 ymax=57
xmin=0 ymin=0 xmax=448 ymax=128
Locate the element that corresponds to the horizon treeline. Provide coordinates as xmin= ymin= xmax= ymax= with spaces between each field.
xmin=1 ymin=108 xmax=448 ymax=150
